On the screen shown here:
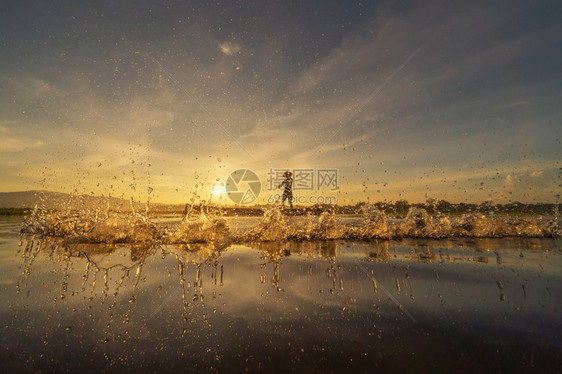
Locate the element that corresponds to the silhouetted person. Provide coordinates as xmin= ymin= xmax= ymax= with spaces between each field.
xmin=278 ymin=171 xmax=293 ymax=209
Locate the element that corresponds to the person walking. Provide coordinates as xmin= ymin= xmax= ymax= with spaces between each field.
xmin=278 ymin=171 xmax=293 ymax=209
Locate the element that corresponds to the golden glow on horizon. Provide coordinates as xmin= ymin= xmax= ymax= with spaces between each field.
xmin=212 ymin=184 xmax=226 ymax=197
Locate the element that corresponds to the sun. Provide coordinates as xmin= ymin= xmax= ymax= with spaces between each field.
xmin=212 ymin=184 xmax=226 ymax=197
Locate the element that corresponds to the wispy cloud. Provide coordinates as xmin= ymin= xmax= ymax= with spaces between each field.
xmin=0 ymin=137 xmax=44 ymax=152
xmin=529 ymin=170 xmax=543 ymax=177
xmin=219 ymin=42 xmax=241 ymax=56
xmin=0 ymin=126 xmax=44 ymax=152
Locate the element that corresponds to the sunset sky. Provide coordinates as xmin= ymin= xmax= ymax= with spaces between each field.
xmin=1 ymin=0 xmax=560 ymax=205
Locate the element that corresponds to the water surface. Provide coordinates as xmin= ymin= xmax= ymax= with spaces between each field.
xmin=1 ymin=216 xmax=561 ymax=373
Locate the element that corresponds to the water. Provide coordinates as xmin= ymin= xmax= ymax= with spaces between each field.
xmin=20 ymin=205 xmax=561 ymax=243
xmin=1 ymin=210 xmax=561 ymax=373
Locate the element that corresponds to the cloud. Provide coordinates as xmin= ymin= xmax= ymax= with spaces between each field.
xmin=500 ymin=101 xmax=529 ymax=109
xmin=0 ymin=74 xmax=65 ymax=98
xmin=0 ymin=126 xmax=44 ymax=152
xmin=529 ymin=171 xmax=543 ymax=177
xmin=219 ymin=42 xmax=241 ymax=56
xmin=0 ymin=137 xmax=44 ymax=152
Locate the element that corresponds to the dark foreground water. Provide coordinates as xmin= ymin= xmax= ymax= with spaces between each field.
xmin=1 ymin=216 xmax=561 ymax=373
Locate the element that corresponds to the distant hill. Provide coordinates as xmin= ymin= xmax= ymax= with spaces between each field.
xmin=0 ymin=191 xmax=268 ymax=216
xmin=0 ymin=191 xmax=143 ymax=211
xmin=0 ymin=191 xmax=49 ymax=208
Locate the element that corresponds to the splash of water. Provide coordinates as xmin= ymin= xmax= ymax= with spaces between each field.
xmin=360 ymin=205 xmax=389 ymax=239
xmin=239 ymin=207 xmax=287 ymax=242
xmin=22 ymin=212 xmax=160 ymax=244
xmin=21 ymin=203 xmax=560 ymax=246
xmin=167 ymin=211 xmax=230 ymax=249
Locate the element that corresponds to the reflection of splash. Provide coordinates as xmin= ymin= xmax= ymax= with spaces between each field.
xmin=250 ymin=241 xmax=338 ymax=260
xmin=249 ymin=241 xmax=339 ymax=291
xmin=20 ymin=234 xmax=342 ymax=305
xmin=18 ymin=233 xmax=226 ymax=338
xmin=20 ymin=236 xmax=156 ymax=298
xmin=364 ymin=241 xmax=392 ymax=262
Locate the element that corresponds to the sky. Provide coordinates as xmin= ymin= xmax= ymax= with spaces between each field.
xmin=0 ymin=0 xmax=561 ymax=205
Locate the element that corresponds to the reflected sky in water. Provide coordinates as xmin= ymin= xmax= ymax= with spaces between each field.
xmin=1 ymin=217 xmax=561 ymax=372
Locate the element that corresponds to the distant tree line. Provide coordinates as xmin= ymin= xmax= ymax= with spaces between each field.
xmin=335 ymin=200 xmax=559 ymax=216
xmin=0 ymin=208 xmax=32 ymax=216
xmin=1 ymin=201 xmax=557 ymax=217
